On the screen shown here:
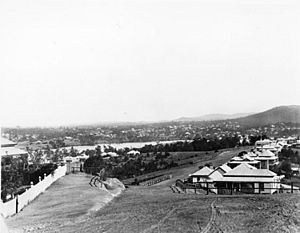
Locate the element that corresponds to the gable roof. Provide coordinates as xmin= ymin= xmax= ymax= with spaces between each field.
xmin=224 ymin=163 xmax=276 ymax=177
xmin=190 ymin=166 xmax=213 ymax=177
xmin=208 ymin=169 xmax=223 ymax=180
xmin=1 ymin=137 xmax=17 ymax=147
xmin=259 ymin=150 xmax=275 ymax=157
xmin=230 ymin=156 xmax=243 ymax=161
xmin=219 ymin=164 xmax=232 ymax=173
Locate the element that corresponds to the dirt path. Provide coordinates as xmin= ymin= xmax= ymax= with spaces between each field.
xmin=200 ymin=200 xmax=216 ymax=233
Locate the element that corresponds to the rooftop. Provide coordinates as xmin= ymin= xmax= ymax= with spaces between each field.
xmin=224 ymin=163 xmax=277 ymax=177
xmin=190 ymin=166 xmax=213 ymax=177
xmin=1 ymin=137 xmax=17 ymax=147
xmin=219 ymin=164 xmax=232 ymax=173
xmin=0 ymin=147 xmax=28 ymax=157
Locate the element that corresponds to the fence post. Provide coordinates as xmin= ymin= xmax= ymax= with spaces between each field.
xmin=16 ymin=195 xmax=19 ymax=214
xmin=291 ymin=183 xmax=293 ymax=194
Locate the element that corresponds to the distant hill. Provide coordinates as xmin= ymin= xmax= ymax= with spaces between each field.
xmin=174 ymin=113 xmax=254 ymax=122
xmin=235 ymin=105 xmax=300 ymax=127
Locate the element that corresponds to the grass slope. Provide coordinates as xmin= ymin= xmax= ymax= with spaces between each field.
xmin=6 ymin=146 xmax=300 ymax=233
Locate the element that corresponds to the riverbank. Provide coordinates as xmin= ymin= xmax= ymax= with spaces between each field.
xmin=6 ymin=173 xmax=124 ymax=233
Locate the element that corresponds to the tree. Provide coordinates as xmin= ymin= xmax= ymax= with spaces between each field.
xmin=83 ymin=155 xmax=104 ymax=174
xmin=279 ymin=160 xmax=292 ymax=178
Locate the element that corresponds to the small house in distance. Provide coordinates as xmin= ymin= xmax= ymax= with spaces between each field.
xmin=248 ymin=150 xmax=279 ymax=169
xmin=214 ymin=163 xmax=283 ymax=194
xmin=1 ymin=137 xmax=28 ymax=170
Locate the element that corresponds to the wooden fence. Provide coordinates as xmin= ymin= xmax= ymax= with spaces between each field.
xmin=0 ymin=165 xmax=67 ymax=218
xmin=146 ymin=175 xmax=172 ymax=186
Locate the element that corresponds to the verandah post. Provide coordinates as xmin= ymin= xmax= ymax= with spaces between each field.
xmin=291 ymin=183 xmax=293 ymax=193
xmin=206 ymin=182 xmax=209 ymax=195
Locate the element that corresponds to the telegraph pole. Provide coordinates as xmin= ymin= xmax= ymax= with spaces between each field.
xmin=0 ymin=128 xmax=2 ymax=204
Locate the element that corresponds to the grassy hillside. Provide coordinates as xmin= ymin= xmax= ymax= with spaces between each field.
xmin=6 ymin=146 xmax=300 ymax=233
xmin=236 ymin=105 xmax=300 ymax=127
xmin=210 ymin=195 xmax=300 ymax=232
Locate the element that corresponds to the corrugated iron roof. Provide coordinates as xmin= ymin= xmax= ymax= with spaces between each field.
xmin=224 ymin=163 xmax=276 ymax=177
xmin=219 ymin=164 xmax=232 ymax=173
xmin=190 ymin=166 xmax=213 ymax=177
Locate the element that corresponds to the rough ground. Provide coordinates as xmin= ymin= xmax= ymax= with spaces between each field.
xmin=5 ymin=148 xmax=300 ymax=232
xmin=5 ymin=173 xmax=214 ymax=233
xmin=210 ymin=194 xmax=300 ymax=233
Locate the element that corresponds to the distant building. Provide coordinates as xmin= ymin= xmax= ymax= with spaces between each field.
xmin=227 ymin=155 xmax=261 ymax=169
xmin=0 ymin=138 xmax=17 ymax=148
xmin=127 ymin=150 xmax=140 ymax=156
xmin=248 ymin=150 xmax=279 ymax=169
xmin=1 ymin=138 xmax=28 ymax=170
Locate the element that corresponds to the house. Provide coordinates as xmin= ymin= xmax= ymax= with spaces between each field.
xmin=127 ymin=150 xmax=140 ymax=156
xmin=248 ymin=150 xmax=279 ymax=169
xmin=255 ymin=139 xmax=279 ymax=153
xmin=64 ymin=154 xmax=89 ymax=173
xmin=190 ymin=166 xmax=213 ymax=184
xmin=214 ymin=163 xmax=283 ymax=194
xmin=1 ymin=138 xmax=28 ymax=170
xmin=227 ymin=155 xmax=261 ymax=169
xmin=101 ymin=152 xmax=118 ymax=159
xmin=1 ymin=138 xmax=17 ymax=148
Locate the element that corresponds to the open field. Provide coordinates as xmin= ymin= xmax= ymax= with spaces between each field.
xmin=5 ymin=146 xmax=300 ymax=233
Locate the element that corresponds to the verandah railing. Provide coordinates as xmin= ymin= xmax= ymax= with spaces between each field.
xmin=173 ymin=180 xmax=300 ymax=195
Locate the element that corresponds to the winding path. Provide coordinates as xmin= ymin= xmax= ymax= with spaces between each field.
xmin=201 ymin=200 xmax=217 ymax=233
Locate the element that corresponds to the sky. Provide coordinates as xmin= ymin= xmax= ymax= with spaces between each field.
xmin=1 ymin=0 xmax=300 ymax=127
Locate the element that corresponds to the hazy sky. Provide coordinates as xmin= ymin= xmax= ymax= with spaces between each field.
xmin=1 ymin=0 xmax=300 ymax=127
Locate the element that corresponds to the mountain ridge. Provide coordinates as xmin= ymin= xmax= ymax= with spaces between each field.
xmin=174 ymin=113 xmax=254 ymax=122
xmin=174 ymin=105 xmax=300 ymax=127
xmin=234 ymin=105 xmax=300 ymax=127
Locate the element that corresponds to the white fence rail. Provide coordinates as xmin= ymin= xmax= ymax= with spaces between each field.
xmin=0 ymin=165 xmax=66 ymax=218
